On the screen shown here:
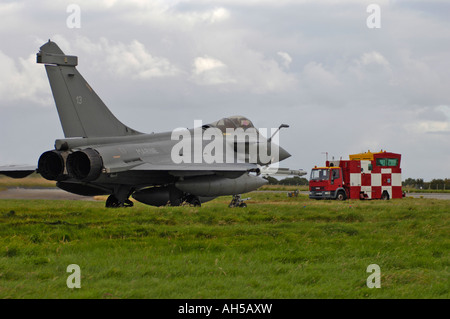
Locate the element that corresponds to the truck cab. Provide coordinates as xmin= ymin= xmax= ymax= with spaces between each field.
xmin=309 ymin=166 xmax=346 ymax=200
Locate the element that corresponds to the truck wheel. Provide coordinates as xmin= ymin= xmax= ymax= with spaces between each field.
xmin=336 ymin=191 xmax=346 ymax=201
xmin=381 ymin=191 xmax=390 ymax=200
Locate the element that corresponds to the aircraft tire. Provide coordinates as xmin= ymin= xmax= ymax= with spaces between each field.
xmin=106 ymin=194 xmax=120 ymax=208
xmin=186 ymin=195 xmax=201 ymax=207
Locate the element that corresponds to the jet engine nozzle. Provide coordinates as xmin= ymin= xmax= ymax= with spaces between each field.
xmin=66 ymin=148 xmax=103 ymax=181
xmin=37 ymin=150 xmax=67 ymax=181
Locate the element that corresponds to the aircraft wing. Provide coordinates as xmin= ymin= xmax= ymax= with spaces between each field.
xmin=0 ymin=165 xmax=36 ymax=178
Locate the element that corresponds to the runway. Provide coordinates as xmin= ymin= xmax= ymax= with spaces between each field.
xmin=0 ymin=187 xmax=96 ymax=201
xmin=404 ymin=192 xmax=450 ymax=200
xmin=0 ymin=188 xmax=449 ymax=201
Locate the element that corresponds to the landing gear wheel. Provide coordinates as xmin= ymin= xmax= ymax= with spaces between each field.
xmin=187 ymin=195 xmax=201 ymax=207
xmin=381 ymin=191 xmax=390 ymax=200
xmin=105 ymin=195 xmax=134 ymax=208
xmin=181 ymin=195 xmax=201 ymax=207
xmin=336 ymin=191 xmax=346 ymax=201
xmin=190 ymin=198 xmax=201 ymax=207
xmin=229 ymin=195 xmax=248 ymax=208
xmin=106 ymin=194 xmax=120 ymax=208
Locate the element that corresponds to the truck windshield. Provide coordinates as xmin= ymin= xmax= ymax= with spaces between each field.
xmin=310 ymin=169 xmax=330 ymax=181
xmin=376 ymin=158 xmax=398 ymax=167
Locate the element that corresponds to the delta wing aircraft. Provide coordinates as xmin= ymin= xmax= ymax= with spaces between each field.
xmin=0 ymin=41 xmax=304 ymax=207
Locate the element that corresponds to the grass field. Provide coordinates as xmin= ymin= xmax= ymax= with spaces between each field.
xmin=0 ymin=192 xmax=448 ymax=299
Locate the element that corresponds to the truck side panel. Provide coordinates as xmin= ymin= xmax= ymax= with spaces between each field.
xmin=348 ymin=160 xmax=362 ymax=199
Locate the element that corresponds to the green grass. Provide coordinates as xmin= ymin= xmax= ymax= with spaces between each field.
xmin=0 ymin=193 xmax=448 ymax=299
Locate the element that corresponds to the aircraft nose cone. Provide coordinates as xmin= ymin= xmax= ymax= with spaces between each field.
xmin=258 ymin=176 xmax=269 ymax=187
xmin=278 ymin=146 xmax=291 ymax=162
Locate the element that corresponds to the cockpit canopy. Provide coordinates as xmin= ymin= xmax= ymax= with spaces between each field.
xmin=204 ymin=115 xmax=257 ymax=133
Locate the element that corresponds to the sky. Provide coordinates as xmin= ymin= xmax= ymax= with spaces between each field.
xmin=0 ymin=0 xmax=449 ymax=180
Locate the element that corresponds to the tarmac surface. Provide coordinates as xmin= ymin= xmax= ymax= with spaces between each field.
xmin=404 ymin=192 xmax=450 ymax=200
xmin=0 ymin=188 xmax=449 ymax=201
xmin=0 ymin=188 xmax=96 ymax=201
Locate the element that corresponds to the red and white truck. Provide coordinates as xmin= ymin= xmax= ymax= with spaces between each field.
xmin=309 ymin=151 xmax=403 ymax=200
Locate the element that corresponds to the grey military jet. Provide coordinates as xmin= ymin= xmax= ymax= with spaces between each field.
xmin=0 ymin=41 xmax=297 ymax=208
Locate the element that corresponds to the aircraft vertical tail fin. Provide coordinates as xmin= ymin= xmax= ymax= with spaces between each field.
xmin=37 ymin=40 xmax=142 ymax=138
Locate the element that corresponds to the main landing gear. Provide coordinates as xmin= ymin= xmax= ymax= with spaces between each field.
xmin=105 ymin=185 xmax=134 ymax=208
xmin=182 ymin=195 xmax=201 ymax=207
xmin=105 ymin=194 xmax=134 ymax=208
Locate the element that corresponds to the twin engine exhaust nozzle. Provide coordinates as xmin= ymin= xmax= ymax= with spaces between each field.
xmin=37 ymin=148 xmax=103 ymax=182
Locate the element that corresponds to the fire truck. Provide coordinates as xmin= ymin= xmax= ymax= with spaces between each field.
xmin=309 ymin=150 xmax=403 ymax=200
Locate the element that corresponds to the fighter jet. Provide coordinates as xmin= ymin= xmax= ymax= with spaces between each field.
xmin=0 ymin=41 xmax=296 ymax=208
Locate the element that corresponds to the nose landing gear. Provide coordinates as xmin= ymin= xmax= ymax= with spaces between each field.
xmin=228 ymin=194 xmax=249 ymax=208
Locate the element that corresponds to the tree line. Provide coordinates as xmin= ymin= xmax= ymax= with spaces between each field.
xmin=263 ymin=176 xmax=450 ymax=190
xmin=263 ymin=176 xmax=309 ymax=186
xmin=402 ymin=178 xmax=450 ymax=190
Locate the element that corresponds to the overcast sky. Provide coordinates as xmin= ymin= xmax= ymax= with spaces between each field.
xmin=0 ymin=0 xmax=449 ymax=180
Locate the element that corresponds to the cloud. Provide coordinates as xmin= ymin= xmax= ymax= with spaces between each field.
xmin=190 ymin=50 xmax=297 ymax=92
xmin=302 ymin=62 xmax=340 ymax=87
xmin=116 ymin=2 xmax=231 ymax=28
xmin=102 ymin=39 xmax=180 ymax=79
xmin=226 ymin=49 xmax=298 ymax=93
xmin=359 ymin=51 xmax=390 ymax=67
xmin=191 ymin=56 xmax=235 ymax=85
xmin=181 ymin=7 xmax=230 ymax=25
xmin=404 ymin=105 xmax=450 ymax=135
xmin=37 ymin=34 xmax=298 ymax=94
xmin=0 ymin=2 xmax=24 ymax=31
xmin=48 ymin=35 xmax=181 ymax=80
xmin=277 ymin=51 xmax=292 ymax=69
xmin=299 ymin=61 xmax=343 ymax=105
xmin=0 ymin=51 xmax=51 ymax=106
xmin=415 ymin=121 xmax=450 ymax=134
